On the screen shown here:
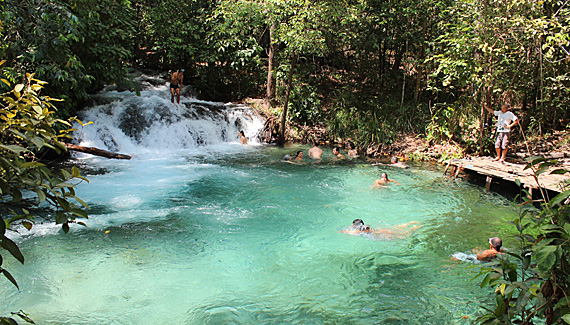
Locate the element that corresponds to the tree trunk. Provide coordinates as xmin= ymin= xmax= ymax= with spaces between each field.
xmin=265 ymin=22 xmax=277 ymax=107
xmin=414 ymin=19 xmax=427 ymax=105
xmin=66 ymin=144 xmax=132 ymax=160
xmin=278 ymin=55 xmax=297 ymax=146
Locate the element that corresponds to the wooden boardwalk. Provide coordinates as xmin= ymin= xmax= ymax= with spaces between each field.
xmin=444 ymin=157 xmax=569 ymax=194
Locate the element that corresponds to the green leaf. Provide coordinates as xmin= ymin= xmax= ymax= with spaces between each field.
xmin=1 ymin=268 xmax=19 ymax=290
xmin=0 ymin=317 xmax=19 ymax=325
xmin=561 ymin=313 xmax=570 ymax=323
xmin=535 ymin=245 xmax=558 ymax=273
xmin=0 ymin=236 xmax=25 ymax=264
xmin=35 ymin=189 xmax=46 ymax=203
xmin=0 ymin=217 xmax=5 ymax=236
xmin=524 ymin=156 xmax=546 ymax=170
xmin=11 ymin=311 xmax=36 ymax=324
xmin=480 ymin=273 xmax=491 ymax=288
xmin=74 ymin=196 xmax=89 ymax=209
xmin=10 ymin=189 xmax=22 ymax=203
xmin=55 ymin=211 xmax=68 ymax=224
xmin=70 ymin=208 xmax=88 ymax=219
xmin=0 ymin=144 xmax=28 ymax=154
xmin=71 ymin=166 xmax=81 ymax=178
xmin=62 ymin=223 xmax=70 ymax=234
xmin=550 ymin=190 xmax=570 ymax=207
xmin=535 ymin=161 xmax=556 ymax=176
xmin=550 ymin=169 xmax=569 ymax=175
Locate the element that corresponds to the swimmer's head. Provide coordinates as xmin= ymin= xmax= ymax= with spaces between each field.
xmin=391 ymin=156 xmax=398 ymax=163
xmin=296 ymin=151 xmax=303 ymax=158
xmin=381 ymin=173 xmax=388 ymax=179
xmin=489 ymin=237 xmax=502 ymax=250
xmin=352 ymin=219 xmax=364 ymax=226
xmin=239 ymin=130 xmax=245 ymax=136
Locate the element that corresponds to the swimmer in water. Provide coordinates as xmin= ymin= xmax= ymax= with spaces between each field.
xmin=390 ymin=156 xmax=409 ymax=169
xmin=476 ymin=237 xmax=503 ymax=261
xmin=339 ymin=219 xmax=420 ymax=239
xmin=332 ymin=147 xmax=345 ymax=159
xmin=373 ymin=172 xmax=401 ymax=187
xmin=294 ymin=150 xmax=304 ymax=161
xmin=347 ymin=141 xmax=358 ymax=158
xmin=239 ymin=130 xmax=248 ymax=145
xmin=308 ymin=141 xmax=323 ymax=160
xmin=452 ymin=237 xmax=504 ymax=264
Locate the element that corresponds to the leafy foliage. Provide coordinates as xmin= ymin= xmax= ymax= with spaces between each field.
xmin=0 ymin=71 xmax=89 ymax=293
xmin=0 ymin=0 xmax=135 ymax=115
xmin=475 ymin=157 xmax=570 ymax=324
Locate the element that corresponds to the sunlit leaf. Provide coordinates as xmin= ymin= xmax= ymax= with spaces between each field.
xmin=22 ymin=221 xmax=33 ymax=231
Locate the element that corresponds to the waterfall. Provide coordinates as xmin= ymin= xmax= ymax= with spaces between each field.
xmin=74 ymin=73 xmax=265 ymax=156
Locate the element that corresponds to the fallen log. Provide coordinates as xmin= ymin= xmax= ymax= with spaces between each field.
xmin=65 ymin=143 xmax=131 ymax=160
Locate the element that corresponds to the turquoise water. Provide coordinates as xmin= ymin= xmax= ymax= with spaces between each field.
xmin=1 ymin=144 xmax=520 ymax=324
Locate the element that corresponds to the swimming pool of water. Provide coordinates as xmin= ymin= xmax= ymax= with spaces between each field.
xmin=1 ymin=144 xmax=520 ymax=324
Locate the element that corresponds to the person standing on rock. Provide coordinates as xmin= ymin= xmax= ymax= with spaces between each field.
xmin=170 ymin=69 xmax=184 ymax=104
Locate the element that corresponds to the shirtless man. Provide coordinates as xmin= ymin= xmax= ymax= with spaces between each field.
xmin=308 ymin=141 xmax=323 ymax=159
xmin=332 ymin=147 xmax=345 ymax=159
xmin=170 ymin=69 xmax=184 ymax=104
xmin=476 ymin=237 xmax=503 ymax=261
xmin=390 ymin=156 xmax=409 ymax=169
xmin=339 ymin=219 xmax=420 ymax=239
xmin=373 ymin=172 xmax=401 ymax=187
xmin=294 ymin=151 xmax=304 ymax=161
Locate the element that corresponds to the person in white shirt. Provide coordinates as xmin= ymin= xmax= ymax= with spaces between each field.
xmin=485 ymin=103 xmax=519 ymax=162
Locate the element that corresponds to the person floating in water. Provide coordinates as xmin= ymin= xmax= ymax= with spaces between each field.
xmin=239 ymin=130 xmax=248 ymax=145
xmin=332 ymin=147 xmax=345 ymax=159
xmin=294 ymin=150 xmax=304 ymax=161
xmin=170 ymin=69 xmax=184 ymax=104
xmin=308 ymin=141 xmax=323 ymax=160
xmin=476 ymin=237 xmax=503 ymax=261
xmin=372 ymin=172 xmax=401 ymax=188
xmin=339 ymin=219 xmax=420 ymax=240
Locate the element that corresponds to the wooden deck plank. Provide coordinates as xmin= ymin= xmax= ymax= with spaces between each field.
xmin=446 ymin=157 xmax=569 ymax=193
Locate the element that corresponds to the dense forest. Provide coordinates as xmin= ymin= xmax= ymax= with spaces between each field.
xmin=1 ymin=0 xmax=569 ymax=151
xmin=1 ymin=0 xmax=570 ymax=324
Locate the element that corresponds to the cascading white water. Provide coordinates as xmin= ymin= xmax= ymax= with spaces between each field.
xmin=74 ymin=74 xmax=265 ymax=156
